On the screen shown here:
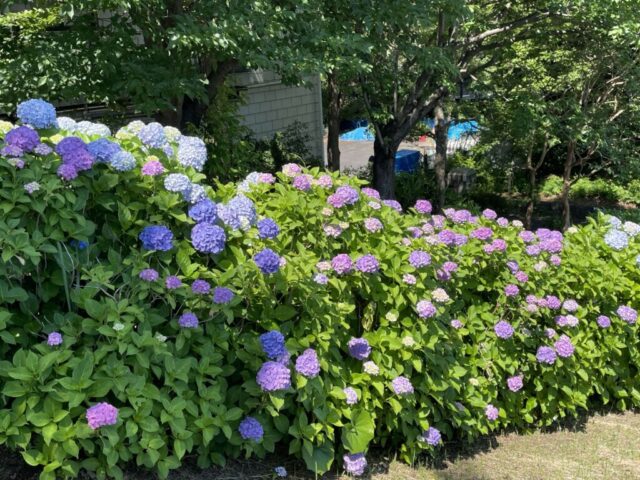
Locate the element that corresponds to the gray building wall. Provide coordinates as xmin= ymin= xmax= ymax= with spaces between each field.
xmin=231 ymin=70 xmax=325 ymax=162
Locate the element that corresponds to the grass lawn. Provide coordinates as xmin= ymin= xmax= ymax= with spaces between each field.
xmin=4 ymin=412 xmax=639 ymax=479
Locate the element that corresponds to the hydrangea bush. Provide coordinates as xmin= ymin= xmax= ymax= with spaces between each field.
xmin=1 ymin=100 xmax=640 ymax=480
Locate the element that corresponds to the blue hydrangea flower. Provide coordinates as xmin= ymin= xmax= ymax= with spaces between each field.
xmin=87 ymin=138 xmax=120 ymax=163
xmin=55 ymin=136 xmax=85 ymax=156
xmin=238 ymin=416 xmax=264 ymax=441
xmin=183 ymin=183 xmax=207 ymax=204
xmin=191 ymin=223 xmax=226 ymax=254
xmin=604 ymin=229 xmax=629 ymax=250
xmin=137 ymin=122 xmax=166 ymax=148
xmin=16 ymin=99 xmax=57 ymax=128
xmin=33 ymin=143 xmax=52 ymax=155
xmin=260 ymin=330 xmax=287 ymax=359
xmin=254 ymin=248 xmax=280 ymax=274
xmin=213 ymin=287 xmax=234 ymax=304
xmin=238 ymin=171 xmax=260 ymax=192
xmin=218 ymin=195 xmax=257 ymax=231
xmin=188 ymin=199 xmax=217 ymax=223
xmin=164 ymin=173 xmax=191 ymax=193
xmin=139 ymin=225 xmax=173 ymax=251
xmin=177 ymin=135 xmax=207 ymax=171
xmin=257 ymin=218 xmax=279 ymax=239
xmin=110 ymin=151 xmax=136 ymax=171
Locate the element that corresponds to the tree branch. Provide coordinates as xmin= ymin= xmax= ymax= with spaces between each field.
xmin=456 ymin=11 xmax=552 ymax=47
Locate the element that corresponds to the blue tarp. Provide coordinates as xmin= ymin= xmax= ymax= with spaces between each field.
xmin=339 ymin=119 xmax=478 ymax=142
xmin=339 ymin=126 xmax=375 ymax=141
xmin=422 ymin=119 xmax=478 ymax=139
xmin=395 ymin=149 xmax=420 ymax=173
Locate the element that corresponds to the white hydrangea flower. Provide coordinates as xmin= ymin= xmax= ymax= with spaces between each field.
xmin=113 ymin=323 xmax=125 ymax=331
xmin=402 ymin=336 xmax=415 ymax=347
xmin=363 ymin=361 xmax=379 ymax=375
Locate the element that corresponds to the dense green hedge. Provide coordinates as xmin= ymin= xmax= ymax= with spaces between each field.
xmin=1 ymin=102 xmax=639 ymax=479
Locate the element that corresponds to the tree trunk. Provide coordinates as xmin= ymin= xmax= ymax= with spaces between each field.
xmin=372 ymin=138 xmax=397 ymax=199
xmin=326 ymin=70 xmax=341 ymax=172
xmin=434 ymin=101 xmax=448 ymax=212
xmin=561 ymin=140 xmax=575 ymax=230
xmin=525 ymin=167 xmax=537 ymax=230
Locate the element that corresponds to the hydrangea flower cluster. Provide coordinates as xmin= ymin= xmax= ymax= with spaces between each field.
xmin=343 ymin=453 xmax=367 ymax=476
xmin=86 ymin=403 xmax=119 ymax=430
xmin=238 ymin=417 xmax=264 ymax=441
xmin=256 ymin=361 xmax=291 ymax=392
xmin=295 ymin=348 xmax=320 ymax=378
xmin=348 ymin=337 xmax=371 ymax=360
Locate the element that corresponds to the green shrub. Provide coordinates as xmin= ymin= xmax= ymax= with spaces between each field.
xmin=1 ymin=103 xmax=640 ymax=480
xmin=539 ymin=175 xmax=564 ymax=197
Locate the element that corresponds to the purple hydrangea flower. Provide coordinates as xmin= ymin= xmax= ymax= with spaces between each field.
xmin=356 ymin=254 xmax=379 ymax=273
xmin=383 ymin=199 xmax=402 ymax=212
xmin=282 ymin=163 xmax=302 ymax=177
xmin=257 ymin=218 xmax=279 ymax=239
xmin=554 ymin=334 xmax=574 ymax=358
xmin=238 ymin=416 xmax=263 ymax=441
xmin=47 ymin=332 xmax=63 ymax=346
xmin=260 ymin=331 xmax=287 ymax=359
xmin=403 ymin=273 xmax=417 ymax=285
xmin=536 ymin=346 xmax=557 ymax=364
xmin=550 ymin=255 xmax=562 ymax=266
xmin=1 ymin=144 xmax=23 ymax=157
xmin=139 ymin=225 xmax=173 ymax=251
xmin=507 ymin=375 xmax=523 ymax=392
xmin=451 ymin=319 xmax=463 ymax=329
xmin=343 ymin=453 xmax=367 ymax=476
xmin=417 ymin=300 xmax=436 ymax=319
xmin=348 ymin=337 xmax=371 ymax=360
xmin=438 ymin=229 xmax=457 ymax=246
xmin=494 ymin=320 xmax=514 ymax=339
xmin=213 ymin=287 xmax=234 ymax=304
xmin=362 ymin=187 xmax=380 ymax=199
xmin=86 ymin=403 xmax=118 ymax=430
xmin=563 ymin=300 xmax=579 ymax=312
xmin=179 ymin=312 xmax=198 ymax=328
xmin=391 ymin=376 xmax=414 ymax=395
xmin=363 ymin=217 xmax=383 ymax=233
xmin=315 ymin=174 xmax=333 ymax=188
xmin=471 ymin=227 xmax=493 ymax=241
xmin=504 ymin=284 xmax=519 ymax=297
xmin=295 ymin=348 xmax=321 ymax=378
xmin=313 ymin=273 xmax=328 ymax=284
xmin=254 ymin=248 xmax=281 ymax=274
xmin=292 ymin=174 xmax=312 ymax=191
xmin=191 ymin=279 xmax=211 ymax=294
xmin=191 ymin=223 xmax=226 ymax=254
xmin=165 ymin=276 xmax=182 ymax=289
xmin=415 ymin=199 xmax=432 ymax=214
xmin=23 ymin=181 xmax=40 ymax=194
xmin=141 ymin=159 xmax=165 ymax=176
xmin=409 ymin=250 xmax=431 ymax=268
xmin=327 ymin=185 xmax=359 ymax=208
xmin=332 ymin=254 xmax=353 ymax=275
xmin=218 ymin=195 xmax=257 ymax=231
xmin=5 ymin=126 xmax=40 ymax=152
xmin=515 ymin=271 xmax=529 ymax=283
xmin=343 ymin=387 xmax=358 ymax=405
xmin=256 ymin=361 xmax=291 ymax=392
xmin=546 ymin=295 xmax=562 ymax=310
xmin=482 ymin=208 xmax=497 ymax=220
xmin=485 ymin=404 xmax=499 ymax=421
xmin=597 ymin=315 xmax=611 ymax=328
xmin=421 ymin=426 xmax=441 ymax=446
xmin=57 ymin=163 xmax=78 ymax=181
xmin=617 ymin=305 xmax=637 ymax=324
xmin=526 ymin=244 xmax=541 ymax=256
xmin=139 ymin=268 xmax=159 ymax=282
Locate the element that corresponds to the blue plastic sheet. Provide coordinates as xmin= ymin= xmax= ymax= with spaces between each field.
xmin=339 ymin=126 xmax=375 ymax=141
xmin=395 ymin=149 xmax=420 ymax=173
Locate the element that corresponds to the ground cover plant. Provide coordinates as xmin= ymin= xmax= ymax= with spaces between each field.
xmin=1 ymin=100 xmax=639 ymax=480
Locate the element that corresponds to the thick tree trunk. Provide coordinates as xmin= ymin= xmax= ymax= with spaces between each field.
xmin=326 ymin=70 xmax=341 ymax=172
xmin=372 ymin=138 xmax=397 ymax=199
xmin=561 ymin=140 xmax=575 ymax=230
xmin=434 ymin=101 xmax=448 ymax=212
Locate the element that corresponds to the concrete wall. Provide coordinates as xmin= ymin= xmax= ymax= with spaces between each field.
xmin=231 ymin=70 xmax=325 ymax=162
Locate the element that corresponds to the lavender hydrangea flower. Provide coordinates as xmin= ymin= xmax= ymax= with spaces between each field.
xmin=383 ymin=199 xmax=402 ymax=212
xmin=327 ymin=185 xmax=359 ymax=208
xmin=563 ymin=300 xmax=579 ymax=312
xmin=23 ymin=181 xmax=40 ymax=194
xmin=238 ymin=416 xmax=263 ymax=441
xmin=403 ymin=273 xmax=417 ymax=285
xmin=451 ymin=319 xmax=463 ymax=329
xmin=254 ymin=248 xmax=281 ymax=274
xmin=47 ymin=332 xmax=63 ymax=346
xmin=313 ymin=273 xmax=329 ymax=285
xmin=218 ymin=195 xmax=257 ymax=230
xmin=57 ymin=163 xmax=78 ymax=181
xmin=415 ymin=199 xmax=432 ymax=214
xmin=315 ymin=174 xmax=333 ymax=188
xmin=165 ymin=276 xmax=182 ymax=289
xmin=177 ymin=135 xmax=207 ymax=171
xmin=139 ymin=225 xmax=173 ymax=251
xmin=213 ymin=287 xmax=234 ymax=304
xmin=6 ymin=126 xmax=40 ymax=152
xmin=536 ymin=346 xmax=557 ymax=364
xmin=257 ymin=218 xmax=279 ymax=239
xmin=138 ymin=122 xmax=166 ymax=148
xmin=504 ymin=284 xmax=519 ymax=297
xmin=1 ymin=144 xmax=23 ymax=157
xmin=260 ymin=331 xmax=287 ymax=359
xmin=141 ymin=159 xmax=165 ymax=176
xmin=256 ymin=361 xmax=291 ymax=392
xmin=546 ymin=295 xmax=562 ymax=310
xmin=617 ymin=305 xmax=637 ymax=324
xmin=343 ymin=387 xmax=358 ymax=405
xmin=362 ymin=187 xmax=380 ymax=199
xmin=179 ymin=312 xmax=198 ymax=328
xmin=485 ymin=404 xmax=499 ymax=421
xmin=494 ymin=320 xmax=514 ymax=339
xmin=282 ymin=163 xmax=302 ymax=177
xmin=188 ymin=199 xmax=217 ymax=224
xmin=409 ymin=250 xmax=431 ymax=268
xmin=482 ymin=208 xmax=497 ymax=220
xmin=191 ymin=223 xmax=226 ymax=254
xmin=507 ymin=375 xmax=523 ymax=392
xmin=356 ymin=254 xmax=379 ymax=273
xmin=363 ymin=217 xmax=383 ymax=233
xmin=16 ymin=99 xmax=57 ymax=128
xmin=471 ymin=227 xmax=493 ymax=241
xmin=438 ymin=229 xmax=457 ymax=246
xmin=86 ymin=403 xmax=118 ymax=430
xmin=274 ymin=466 xmax=287 ymax=477
xmin=420 ymin=426 xmax=441 ymax=446
xmin=343 ymin=453 xmax=367 ymax=476
xmin=332 ymin=254 xmax=353 ymax=275
xmin=87 ymin=138 xmax=120 ymax=163
xmin=554 ymin=334 xmax=574 ymax=358
xmin=110 ymin=151 xmax=136 ymax=171
xmin=391 ymin=376 xmax=414 ymax=395
xmin=348 ymin=337 xmax=371 ymax=360
xmin=191 ymin=279 xmax=211 ymax=294
xmin=139 ymin=268 xmax=159 ymax=282
xmin=292 ymin=174 xmax=312 ymax=191
xmin=597 ymin=315 xmax=611 ymax=328
xmin=417 ymin=300 xmax=436 ymax=319
xmin=295 ymin=348 xmax=321 ymax=378
xmin=515 ymin=271 xmax=529 ymax=283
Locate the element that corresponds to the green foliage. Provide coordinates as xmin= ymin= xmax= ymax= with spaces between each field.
xmin=1 ymin=115 xmax=640 ymax=480
xmin=539 ymin=175 xmax=640 ymax=205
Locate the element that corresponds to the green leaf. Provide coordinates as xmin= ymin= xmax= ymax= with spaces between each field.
xmin=301 ymin=441 xmax=334 ymax=474
xmin=342 ymin=410 xmax=375 ymax=453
